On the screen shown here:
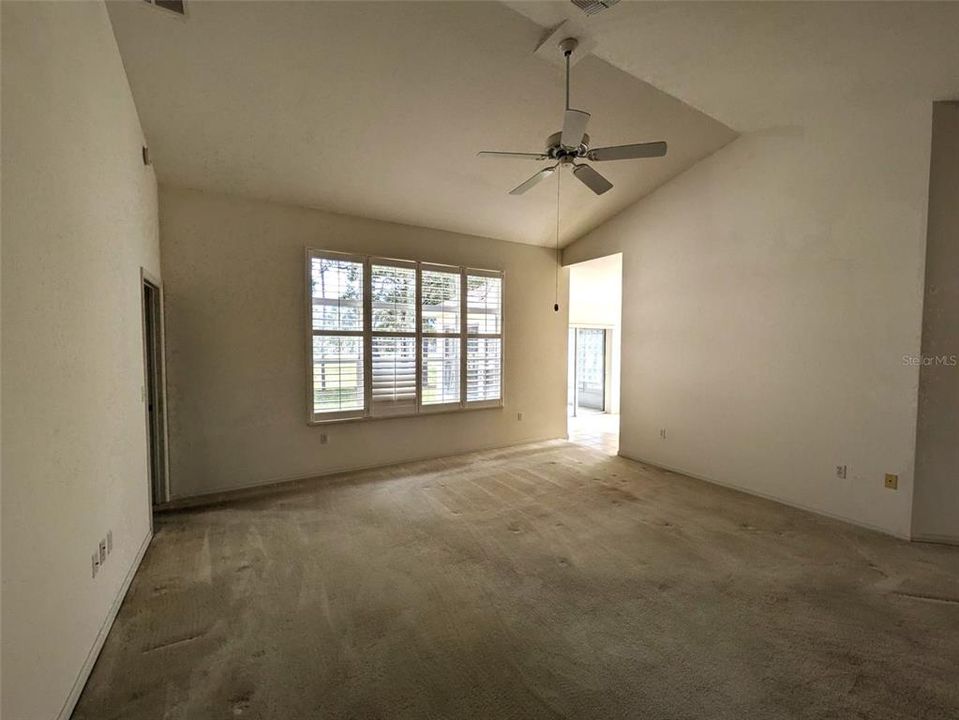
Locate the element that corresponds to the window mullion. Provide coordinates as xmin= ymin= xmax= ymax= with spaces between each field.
xmin=362 ymin=258 xmax=373 ymax=417
xmin=415 ymin=262 xmax=423 ymax=414
xmin=460 ymin=267 xmax=467 ymax=408
xmin=312 ymin=329 xmax=364 ymax=337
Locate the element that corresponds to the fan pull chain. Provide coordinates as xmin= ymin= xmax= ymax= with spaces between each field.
xmin=554 ymin=168 xmax=561 ymax=312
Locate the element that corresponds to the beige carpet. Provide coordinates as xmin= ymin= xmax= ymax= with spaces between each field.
xmin=73 ymin=441 xmax=959 ymax=719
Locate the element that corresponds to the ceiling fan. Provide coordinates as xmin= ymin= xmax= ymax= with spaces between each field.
xmin=478 ymin=37 xmax=667 ymax=196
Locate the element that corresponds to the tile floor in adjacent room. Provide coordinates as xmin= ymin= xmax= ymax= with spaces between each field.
xmin=568 ymin=411 xmax=619 ymax=454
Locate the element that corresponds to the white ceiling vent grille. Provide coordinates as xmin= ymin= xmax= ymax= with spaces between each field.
xmin=570 ymin=0 xmax=620 ymax=16
xmin=143 ymin=0 xmax=186 ymax=16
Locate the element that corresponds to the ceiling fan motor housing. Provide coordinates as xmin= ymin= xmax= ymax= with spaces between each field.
xmin=546 ymin=131 xmax=590 ymax=159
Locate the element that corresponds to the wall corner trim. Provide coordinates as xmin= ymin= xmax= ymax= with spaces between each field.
xmin=55 ymin=530 xmax=154 ymax=720
xmin=911 ymin=533 xmax=959 ymax=548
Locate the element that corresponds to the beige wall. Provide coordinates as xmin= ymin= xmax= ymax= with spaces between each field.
xmin=912 ymin=101 xmax=959 ymax=544
xmin=569 ymin=254 xmax=622 ymax=415
xmin=564 ymin=101 xmax=933 ymax=539
xmin=159 ymin=187 xmax=567 ymax=499
xmin=1 ymin=2 xmax=160 ymax=719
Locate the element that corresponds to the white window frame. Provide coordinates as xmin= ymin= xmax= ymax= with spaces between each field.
xmin=305 ymin=248 xmax=504 ymax=425
xmin=419 ymin=262 xmax=464 ymax=414
xmin=305 ymin=250 xmax=367 ymax=422
xmin=369 ymin=257 xmax=418 ymax=418
xmin=464 ymin=267 xmax=505 ymax=410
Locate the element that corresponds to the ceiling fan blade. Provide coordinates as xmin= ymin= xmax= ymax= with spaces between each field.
xmin=509 ymin=166 xmax=556 ymax=195
xmin=478 ymin=151 xmax=549 ymax=160
xmin=561 ymin=109 xmax=591 ymax=148
xmin=572 ymin=164 xmax=613 ymax=195
xmin=588 ymin=141 xmax=667 ymax=161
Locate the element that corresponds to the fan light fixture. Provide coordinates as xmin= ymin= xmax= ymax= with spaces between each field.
xmin=478 ymin=37 xmax=668 ymax=198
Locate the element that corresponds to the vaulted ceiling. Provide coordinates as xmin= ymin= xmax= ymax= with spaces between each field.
xmin=106 ymin=1 xmax=735 ymax=246
xmin=508 ymin=1 xmax=959 ymax=130
xmin=108 ymin=1 xmax=958 ymax=248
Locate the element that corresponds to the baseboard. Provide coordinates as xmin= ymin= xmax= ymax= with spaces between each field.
xmin=160 ymin=434 xmax=568 ymax=511
xmin=911 ymin=532 xmax=959 ymax=547
xmin=56 ymin=530 xmax=153 ymax=720
xmin=618 ymin=451 xmax=913 ymax=542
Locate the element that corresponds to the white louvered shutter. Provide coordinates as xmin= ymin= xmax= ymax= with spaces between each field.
xmin=370 ymin=262 xmax=418 ymax=416
xmin=466 ymin=272 xmax=503 ymax=404
xmin=309 ymin=252 xmax=365 ymax=420
xmin=421 ymin=266 xmax=462 ymax=408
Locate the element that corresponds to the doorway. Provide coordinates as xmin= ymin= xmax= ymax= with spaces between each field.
xmin=141 ymin=273 xmax=168 ymax=507
xmin=566 ymin=254 xmax=622 ymax=454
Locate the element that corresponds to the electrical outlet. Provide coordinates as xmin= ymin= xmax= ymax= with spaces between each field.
xmin=517 ymin=412 xmax=524 ymax=421
xmin=659 ymin=428 xmax=667 ymax=440
xmin=107 ymin=530 xmax=113 ymax=554
xmin=836 ymin=465 xmax=847 ymax=479
xmin=319 ymin=433 xmax=328 ymax=445
xmin=99 ymin=540 xmax=107 ymax=564
xmin=92 ymin=553 xmax=99 ymax=578
xmin=884 ymin=473 xmax=899 ymax=490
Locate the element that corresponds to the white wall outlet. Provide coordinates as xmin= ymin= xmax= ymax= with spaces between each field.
xmin=836 ymin=465 xmax=847 ymax=479
xmin=92 ymin=553 xmax=99 ymax=578
xmin=319 ymin=433 xmax=328 ymax=445
xmin=99 ymin=540 xmax=107 ymax=564
xmin=659 ymin=428 xmax=667 ymax=439
xmin=517 ymin=412 xmax=524 ymax=421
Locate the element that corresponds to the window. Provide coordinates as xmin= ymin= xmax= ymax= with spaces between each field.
xmin=370 ymin=261 xmax=417 ymax=417
xmin=309 ymin=255 xmax=365 ymax=420
xmin=421 ymin=266 xmax=461 ymax=407
xmin=466 ymin=273 xmax=503 ymax=403
xmin=307 ymin=250 xmax=503 ymax=423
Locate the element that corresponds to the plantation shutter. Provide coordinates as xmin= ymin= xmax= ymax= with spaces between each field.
xmin=465 ymin=271 xmax=503 ymax=405
xmin=370 ymin=261 xmax=418 ymax=416
xmin=421 ymin=265 xmax=462 ymax=409
xmin=307 ymin=251 xmax=503 ymax=422
xmin=308 ymin=252 xmax=366 ymax=421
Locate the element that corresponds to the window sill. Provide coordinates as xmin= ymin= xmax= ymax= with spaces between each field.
xmin=308 ymin=401 xmax=504 ymax=426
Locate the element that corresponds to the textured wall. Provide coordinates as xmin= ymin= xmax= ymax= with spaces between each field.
xmin=159 ymin=187 xmax=568 ymax=499
xmin=1 ymin=2 xmax=160 ymax=718
xmin=564 ymin=101 xmax=933 ymax=539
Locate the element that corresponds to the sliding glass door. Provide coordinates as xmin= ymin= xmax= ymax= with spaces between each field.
xmin=568 ymin=327 xmax=607 ymax=416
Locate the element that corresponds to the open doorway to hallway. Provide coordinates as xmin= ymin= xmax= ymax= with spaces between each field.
xmin=567 ymin=253 xmax=622 ymax=454
xmin=141 ymin=272 xmax=169 ymax=511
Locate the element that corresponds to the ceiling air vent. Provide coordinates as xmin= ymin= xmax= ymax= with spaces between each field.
xmin=571 ymin=0 xmax=620 ymax=16
xmin=143 ymin=0 xmax=186 ymax=16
